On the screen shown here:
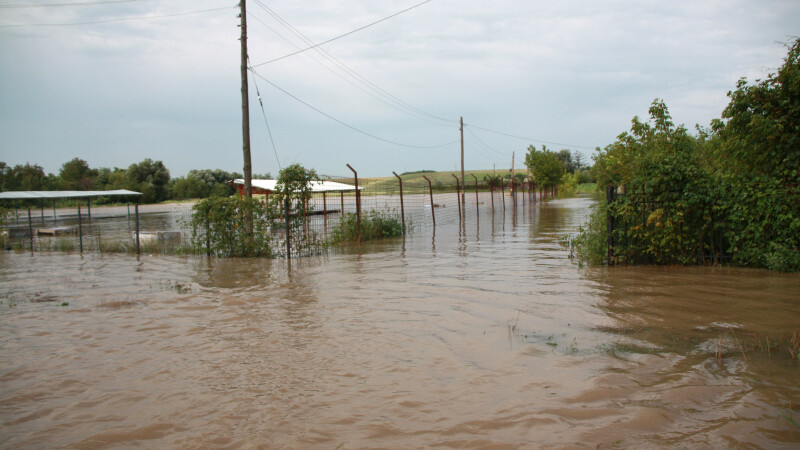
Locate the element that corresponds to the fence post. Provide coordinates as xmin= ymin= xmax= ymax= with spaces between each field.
xmin=500 ymin=180 xmax=506 ymax=211
xmin=87 ymin=198 xmax=91 ymax=220
xmin=53 ymin=200 xmax=57 ymax=221
xmin=423 ymin=175 xmax=435 ymax=228
xmin=451 ymin=174 xmax=462 ymax=223
xmin=346 ymin=164 xmax=361 ymax=244
xmin=205 ymin=215 xmax=211 ymax=257
xmin=606 ymin=184 xmax=614 ymax=265
xmin=471 ymin=174 xmax=479 ymax=219
xmin=285 ymin=197 xmax=291 ymax=259
xmin=78 ymin=204 xmax=83 ymax=253
xmin=489 ymin=179 xmax=494 ymax=211
xmin=27 ymin=207 xmax=34 ymax=252
xmin=40 ymin=200 xmax=44 ymax=225
xmin=135 ymin=202 xmax=140 ymax=255
xmin=392 ymin=171 xmax=405 ymax=234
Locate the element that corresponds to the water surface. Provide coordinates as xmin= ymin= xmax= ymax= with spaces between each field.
xmin=2 ymin=196 xmax=798 ymax=448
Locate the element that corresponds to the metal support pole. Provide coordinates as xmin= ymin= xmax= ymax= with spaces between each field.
xmin=27 ymin=207 xmax=34 ymax=252
xmin=471 ymin=174 xmax=479 ymax=219
xmin=392 ymin=171 xmax=405 ymax=234
xmin=606 ymin=185 xmax=614 ymax=265
xmin=490 ymin=179 xmax=494 ymax=211
xmin=452 ymin=174 xmax=462 ymax=223
xmin=53 ymin=200 xmax=57 ymax=221
xmin=78 ymin=205 xmax=83 ymax=253
xmin=40 ymin=200 xmax=44 ymax=225
xmin=206 ymin=217 xmax=211 ymax=257
xmin=323 ymin=191 xmax=328 ymax=234
xmin=87 ymin=198 xmax=91 ymax=220
xmin=285 ymin=197 xmax=291 ymax=259
xmin=423 ymin=175 xmax=435 ymax=228
xmin=135 ymin=202 xmax=140 ymax=255
xmin=340 ymin=191 xmax=344 ymax=215
xmin=346 ymin=164 xmax=361 ymax=244
xmin=501 ymin=181 xmax=506 ymax=211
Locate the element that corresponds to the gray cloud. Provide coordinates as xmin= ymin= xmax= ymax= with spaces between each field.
xmin=1 ymin=0 xmax=798 ymax=177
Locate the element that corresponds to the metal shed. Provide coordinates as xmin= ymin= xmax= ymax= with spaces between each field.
xmin=0 ymin=189 xmax=143 ymax=253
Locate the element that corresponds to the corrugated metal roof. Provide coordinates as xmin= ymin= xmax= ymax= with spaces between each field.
xmin=0 ymin=189 xmax=142 ymax=200
xmin=231 ymin=179 xmax=360 ymax=193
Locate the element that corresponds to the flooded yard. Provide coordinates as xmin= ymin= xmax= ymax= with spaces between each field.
xmin=1 ymin=196 xmax=798 ymax=448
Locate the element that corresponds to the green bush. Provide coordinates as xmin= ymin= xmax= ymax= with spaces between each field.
xmin=188 ymin=196 xmax=274 ymax=257
xmin=329 ymin=211 xmax=404 ymax=243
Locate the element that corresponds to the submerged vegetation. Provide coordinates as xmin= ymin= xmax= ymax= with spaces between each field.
xmin=570 ymin=38 xmax=800 ymax=271
xmin=329 ymin=211 xmax=404 ymax=243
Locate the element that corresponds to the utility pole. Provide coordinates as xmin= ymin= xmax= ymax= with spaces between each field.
xmin=240 ymin=0 xmax=252 ymax=197
xmin=460 ymin=117 xmax=465 ymax=213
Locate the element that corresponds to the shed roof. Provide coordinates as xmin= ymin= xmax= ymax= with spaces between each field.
xmin=0 ymin=189 xmax=142 ymax=200
xmin=231 ymin=179 xmax=360 ymax=193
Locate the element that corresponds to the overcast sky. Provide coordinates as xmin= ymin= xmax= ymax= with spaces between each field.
xmin=1 ymin=0 xmax=798 ymax=178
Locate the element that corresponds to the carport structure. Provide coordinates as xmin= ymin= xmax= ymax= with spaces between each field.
xmin=0 ymin=190 xmax=143 ymax=253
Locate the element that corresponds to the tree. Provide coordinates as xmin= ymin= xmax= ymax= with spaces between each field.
xmin=525 ymin=145 xmax=566 ymax=189
xmin=94 ymin=167 xmax=128 ymax=191
xmin=270 ymin=163 xmax=320 ymax=252
xmin=59 ymin=158 xmax=96 ymax=190
xmin=716 ymin=38 xmax=800 ymax=181
xmin=126 ymin=158 xmax=170 ymax=203
xmin=1 ymin=162 xmax=46 ymax=191
xmin=169 ymin=175 xmax=209 ymax=200
xmin=187 ymin=169 xmax=240 ymax=197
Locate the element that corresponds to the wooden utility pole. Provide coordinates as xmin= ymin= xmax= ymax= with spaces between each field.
xmin=460 ymin=117 xmax=465 ymax=214
xmin=511 ymin=151 xmax=515 ymax=180
xmin=240 ymin=0 xmax=252 ymax=197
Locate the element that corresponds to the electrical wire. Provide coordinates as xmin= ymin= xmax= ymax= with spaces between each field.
xmin=465 ymin=123 xmax=595 ymax=150
xmin=250 ymin=0 xmax=432 ymax=68
xmin=0 ymin=0 xmax=150 ymax=8
xmin=465 ymin=127 xmax=508 ymax=156
xmin=249 ymin=68 xmax=458 ymax=150
xmin=252 ymin=0 xmax=452 ymax=124
xmin=248 ymin=5 xmax=454 ymax=128
xmin=0 ymin=5 xmax=231 ymax=28
xmin=248 ymin=57 xmax=282 ymax=171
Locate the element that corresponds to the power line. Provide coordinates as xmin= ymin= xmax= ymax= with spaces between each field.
xmin=251 ymin=0 xmax=433 ymax=68
xmin=465 ymin=127 xmax=508 ymax=156
xmin=0 ymin=0 xmax=150 ymax=8
xmin=248 ymin=58 xmax=281 ymax=171
xmin=248 ymin=2 xmax=454 ymax=127
xmin=249 ymin=68 xmax=458 ymax=150
xmin=465 ymin=123 xmax=596 ymax=150
xmin=0 ymin=5 xmax=231 ymax=28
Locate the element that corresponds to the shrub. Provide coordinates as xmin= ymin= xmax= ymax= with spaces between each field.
xmin=329 ymin=211 xmax=404 ymax=243
xmin=188 ymin=196 xmax=274 ymax=257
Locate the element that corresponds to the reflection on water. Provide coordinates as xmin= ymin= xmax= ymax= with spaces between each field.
xmin=1 ymin=196 xmax=798 ymax=447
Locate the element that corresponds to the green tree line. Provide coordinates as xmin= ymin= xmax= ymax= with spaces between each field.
xmin=0 ymin=158 xmax=270 ymax=204
xmin=572 ymin=38 xmax=800 ymax=271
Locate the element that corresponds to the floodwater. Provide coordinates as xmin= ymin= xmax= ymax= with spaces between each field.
xmin=1 ymin=196 xmax=798 ymax=448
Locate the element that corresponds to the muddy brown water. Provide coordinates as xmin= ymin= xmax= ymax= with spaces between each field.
xmin=1 ymin=196 xmax=798 ymax=448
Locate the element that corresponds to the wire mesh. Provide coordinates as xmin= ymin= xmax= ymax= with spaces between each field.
xmin=2 ymin=176 xmax=544 ymax=255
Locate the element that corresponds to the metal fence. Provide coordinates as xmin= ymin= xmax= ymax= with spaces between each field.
xmin=2 ymin=173 xmax=550 ymax=256
xmin=605 ymin=184 xmax=732 ymax=265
